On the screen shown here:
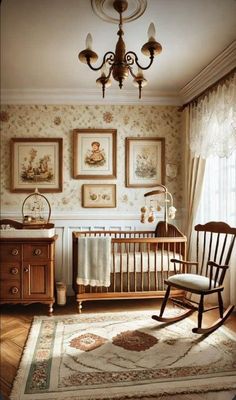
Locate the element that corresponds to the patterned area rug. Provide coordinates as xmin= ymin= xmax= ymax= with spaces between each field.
xmin=10 ymin=310 xmax=236 ymax=400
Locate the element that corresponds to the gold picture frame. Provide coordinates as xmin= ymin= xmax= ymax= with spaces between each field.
xmin=125 ymin=137 xmax=165 ymax=187
xmin=11 ymin=138 xmax=63 ymax=193
xmin=73 ymin=129 xmax=117 ymax=179
xmin=82 ymin=184 xmax=116 ymax=208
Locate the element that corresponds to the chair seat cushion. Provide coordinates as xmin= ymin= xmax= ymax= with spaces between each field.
xmin=167 ymin=273 xmax=218 ymax=291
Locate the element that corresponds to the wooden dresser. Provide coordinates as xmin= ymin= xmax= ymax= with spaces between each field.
xmin=0 ymin=235 xmax=57 ymax=315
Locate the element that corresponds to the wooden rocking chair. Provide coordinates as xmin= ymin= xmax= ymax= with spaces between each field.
xmin=152 ymin=222 xmax=236 ymax=334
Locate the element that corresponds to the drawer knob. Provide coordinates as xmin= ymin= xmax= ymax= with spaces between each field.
xmin=24 ymin=267 xmax=29 ymax=273
xmin=11 ymin=248 xmax=19 ymax=256
xmin=34 ymin=249 xmax=42 ymax=256
xmin=11 ymin=267 xmax=19 ymax=275
xmin=11 ymin=286 xmax=19 ymax=294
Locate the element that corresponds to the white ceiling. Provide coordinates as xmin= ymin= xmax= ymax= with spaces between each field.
xmin=1 ymin=0 xmax=236 ymax=104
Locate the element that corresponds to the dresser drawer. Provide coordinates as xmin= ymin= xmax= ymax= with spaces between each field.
xmin=0 ymin=263 xmax=21 ymax=280
xmin=0 ymin=244 xmax=21 ymax=261
xmin=23 ymin=244 xmax=51 ymax=260
xmin=0 ymin=281 xmax=21 ymax=299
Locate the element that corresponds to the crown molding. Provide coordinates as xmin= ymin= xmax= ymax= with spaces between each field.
xmin=1 ymin=42 xmax=235 ymax=106
xmin=0 ymin=88 xmax=181 ymax=106
xmin=179 ymin=41 xmax=236 ymax=104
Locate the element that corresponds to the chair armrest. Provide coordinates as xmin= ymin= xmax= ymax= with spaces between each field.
xmin=207 ymin=261 xmax=229 ymax=288
xmin=170 ymin=259 xmax=199 ymax=274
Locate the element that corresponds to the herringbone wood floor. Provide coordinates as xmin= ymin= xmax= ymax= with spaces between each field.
xmin=0 ymin=298 xmax=236 ymax=400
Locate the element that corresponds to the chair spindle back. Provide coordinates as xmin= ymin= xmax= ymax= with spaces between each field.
xmin=195 ymin=222 xmax=236 ymax=278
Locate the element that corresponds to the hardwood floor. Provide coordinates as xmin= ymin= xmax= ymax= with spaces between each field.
xmin=0 ymin=297 xmax=235 ymax=400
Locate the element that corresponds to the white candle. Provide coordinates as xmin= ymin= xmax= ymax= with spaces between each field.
xmin=85 ymin=33 xmax=93 ymax=50
xmin=148 ymin=23 xmax=156 ymax=41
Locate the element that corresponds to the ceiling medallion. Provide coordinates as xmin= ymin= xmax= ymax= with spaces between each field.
xmin=91 ymin=0 xmax=147 ymax=24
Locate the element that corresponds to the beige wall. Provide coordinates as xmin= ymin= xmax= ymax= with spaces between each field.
xmin=0 ymin=104 xmax=184 ymax=223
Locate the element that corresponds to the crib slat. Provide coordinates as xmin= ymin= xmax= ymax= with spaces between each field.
xmin=119 ymin=242 xmax=123 ymax=292
xmin=173 ymin=242 xmax=176 ymax=260
xmin=154 ymin=244 xmax=158 ymax=291
xmin=112 ymin=242 xmax=116 ymax=291
xmin=167 ymin=242 xmax=170 ymax=279
xmin=160 ymin=243 xmax=164 ymax=290
xmin=127 ymin=243 xmax=130 ymax=292
xmin=141 ymin=250 xmax=144 ymax=292
xmin=147 ymin=242 xmax=150 ymax=291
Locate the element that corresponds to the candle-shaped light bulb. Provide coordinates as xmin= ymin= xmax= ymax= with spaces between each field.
xmin=85 ymin=33 xmax=93 ymax=50
xmin=148 ymin=22 xmax=156 ymax=41
xmin=133 ymin=67 xmax=147 ymax=91
xmin=137 ymin=67 xmax=144 ymax=78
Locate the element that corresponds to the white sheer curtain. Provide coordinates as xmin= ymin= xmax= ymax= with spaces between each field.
xmin=196 ymin=153 xmax=236 ymax=305
xmin=190 ymin=72 xmax=236 ymax=159
xmin=189 ymin=71 xmax=236 ymax=305
xmin=197 ymin=153 xmax=236 ymax=226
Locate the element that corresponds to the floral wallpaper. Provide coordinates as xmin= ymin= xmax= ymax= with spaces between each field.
xmin=0 ymin=105 xmax=183 ymax=220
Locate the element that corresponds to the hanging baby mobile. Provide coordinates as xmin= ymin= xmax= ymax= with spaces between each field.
xmin=140 ymin=184 xmax=177 ymax=225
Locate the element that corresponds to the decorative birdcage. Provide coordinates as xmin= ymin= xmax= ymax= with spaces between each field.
xmin=22 ymin=189 xmax=51 ymax=227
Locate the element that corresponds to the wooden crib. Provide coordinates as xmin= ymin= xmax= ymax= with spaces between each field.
xmin=72 ymin=221 xmax=187 ymax=312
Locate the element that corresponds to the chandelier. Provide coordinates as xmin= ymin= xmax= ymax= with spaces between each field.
xmin=78 ymin=0 xmax=162 ymax=99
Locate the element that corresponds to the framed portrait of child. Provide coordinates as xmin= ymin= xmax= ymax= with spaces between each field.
xmin=73 ymin=129 xmax=117 ymax=179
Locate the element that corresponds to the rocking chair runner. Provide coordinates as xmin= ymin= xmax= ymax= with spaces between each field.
xmin=152 ymin=221 xmax=236 ymax=334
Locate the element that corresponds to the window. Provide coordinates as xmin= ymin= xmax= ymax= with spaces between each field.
xmin=197 ymin=151 xmax=236 ymax=225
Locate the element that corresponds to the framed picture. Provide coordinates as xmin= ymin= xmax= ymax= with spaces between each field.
xmin=73 ymin=129 xmax=117 ymax=179
xmin=125 ymin=137 xmax=165 ymax=187
xmin=11 ymin=138 xmax=63 ymax=193
xmin=82 ymin=184 xmax=116 ymax=208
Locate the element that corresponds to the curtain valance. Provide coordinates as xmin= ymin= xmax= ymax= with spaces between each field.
xmin=190 ymin=72 xmax=236 ymax=158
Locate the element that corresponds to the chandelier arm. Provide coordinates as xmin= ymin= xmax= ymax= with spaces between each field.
xmin=106 ymin=65 xmax=113 ymax=79
xmin=127 ymin=65 xmax=137 ymax=79
xmin=125 ymin=51 xmax=155 ymax=70
xmin=86 ymin=51 xmax=115 ymax=72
